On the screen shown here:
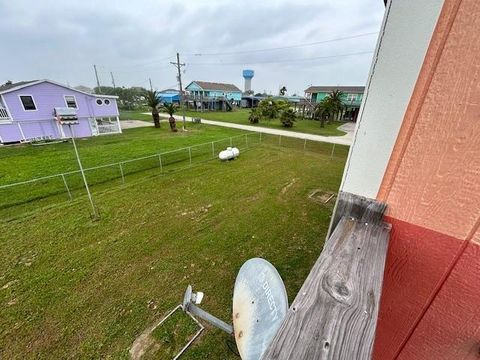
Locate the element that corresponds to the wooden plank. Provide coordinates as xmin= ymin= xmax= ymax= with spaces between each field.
xmin=331 ymin=191 xmax=387 ymax=235
xmin=262 ymin=210 xmax=390 ymax=359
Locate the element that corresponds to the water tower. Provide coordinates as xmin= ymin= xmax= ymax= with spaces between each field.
xmin=242 ymin=69 xmax=254 ymax=93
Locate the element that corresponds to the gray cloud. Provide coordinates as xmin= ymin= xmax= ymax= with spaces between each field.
xmin=0 ymin=0 xmax=385 ymax=94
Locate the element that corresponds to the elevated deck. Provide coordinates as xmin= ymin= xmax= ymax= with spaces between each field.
xmin=262 ymin=192 xmax=390 ymax=359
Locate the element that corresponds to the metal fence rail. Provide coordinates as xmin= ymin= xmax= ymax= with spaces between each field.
xmin=0 ymin=133 xmax=348 ymax=218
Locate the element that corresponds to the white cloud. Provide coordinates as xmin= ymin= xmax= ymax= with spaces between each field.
xmin=0 ymin=0 xmax=385 ymax=94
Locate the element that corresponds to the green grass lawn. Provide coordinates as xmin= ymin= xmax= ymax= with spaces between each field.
xmin=119 ymin=110 xmax=153 ymax=122
xmin=182 ymin=109 xmax=347 ymax=137
xmin=0 ymin=124 xmax=252 ymax=219
xmin=118 ymin=109 xmax=346 ymax=136
xmin=0 ymin=124 xmax=245 ymax=185
xmin=0 ymin=143 xmax=347 ymax=359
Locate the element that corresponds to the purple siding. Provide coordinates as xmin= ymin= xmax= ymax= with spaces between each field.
xmin=0 ymin=81 xmax=119 ymax=143
xmin=0 ymin=123 xmax=23 ymax=143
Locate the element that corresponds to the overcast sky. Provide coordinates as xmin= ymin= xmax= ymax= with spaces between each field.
xmin=0 ymin=0 xmax=385 ymax=95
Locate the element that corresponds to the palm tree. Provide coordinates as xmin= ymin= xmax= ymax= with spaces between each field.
xmin=327 ymin=89 xmax=345 ymax=121
xmin=163 ymin=103 xmax=178 ymax=132
xmin=315 ymin=97 xmax=336 ymax=128
xmin=145 ymin=90 xmax=161 ymax=128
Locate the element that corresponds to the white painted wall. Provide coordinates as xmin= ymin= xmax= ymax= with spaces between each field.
xmin=340 ymin=0 xmax=444 ymax=199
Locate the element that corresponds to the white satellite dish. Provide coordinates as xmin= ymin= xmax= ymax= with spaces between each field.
xmin=181 ymin=258 xmax=288 ymax=359
xmin=232 ymin=258 xmax=288 ymax=360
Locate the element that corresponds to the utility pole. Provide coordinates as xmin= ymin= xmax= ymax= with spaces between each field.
xmin=93 ymin=64 xmax=101 ymax=94
xmin=171 ymin=53 xmax=187 ymax=130
xmin=110 ymin=72 xmax=116 ymax=89
xmin=149 ymin=78 xmax=153 ymax=92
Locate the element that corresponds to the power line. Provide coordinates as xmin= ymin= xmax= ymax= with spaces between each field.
xmin=183 ymin=32 xmax=378 ymax=57
xmin=93 ymin=32 xmax=378 ymax=76
xmin=106 ymin=56 xmax=176 ymax=73
xmin=187 ymin=50 xmax=374 ymax=66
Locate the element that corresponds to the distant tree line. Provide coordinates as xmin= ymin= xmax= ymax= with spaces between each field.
xmin=93 ymin=86 xmax=148 ymax=110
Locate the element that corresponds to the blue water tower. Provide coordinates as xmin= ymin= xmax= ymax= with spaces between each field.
xmin=242 ymin=69 xmax=254 ymax=92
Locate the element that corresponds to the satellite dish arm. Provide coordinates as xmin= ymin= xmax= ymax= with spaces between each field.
xmin=182 ymin=285 xmax=233 ymax=335
xmin=187 ymin=303 xmax=233 ymax=335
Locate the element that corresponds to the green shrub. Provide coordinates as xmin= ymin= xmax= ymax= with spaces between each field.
xmin=248 ymin=109 xmax=261 ymax=124
xmin=280 ymin=109 xmax=296 ymax=128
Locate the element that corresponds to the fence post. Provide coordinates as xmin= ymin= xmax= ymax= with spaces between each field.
xmin=119 ymin=163 xmax=125 ymax=183
xmin=158 ymin=154 xmax=163 ymax=173
xmin=330 ymin=143 xmax=336 ymax=159
xmin=304 ymin=138 xmax=307 ymax=151
xmin=211 ymin=142 xmax=215 ymax=158
xmin=279 ymin=135 xmax=282 ymax=146
xmin=189 ymin=147 xmax=192 ymax=165
xmin=61 ymin=174 xmax=73 ymax=201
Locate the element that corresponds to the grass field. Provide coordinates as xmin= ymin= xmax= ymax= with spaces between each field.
xmin=0 ymin=124 xmax=245 ymax=185
xmin=0 ymin=125 xmax=252 ymax=219
xmin=120 ymin=109 xmax=347 ymax=137
xmin=0 ymin=141 xmax=347 ymax=358
xmin=183 ymin=109 xmax=347 ymax=136
xmin=119 ymin=110 xmax=152 ymax=122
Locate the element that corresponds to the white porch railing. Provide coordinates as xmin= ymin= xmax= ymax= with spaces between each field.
xmin=0 ymin=107 xmax=10 ymax=120
xmin=97 ymin=123 xmax=120 ymax=134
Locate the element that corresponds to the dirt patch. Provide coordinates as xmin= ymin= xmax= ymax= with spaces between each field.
xmin=308 ymin=189 xmax=336 ymax=204
xmin=129 ymin=305 xmax=203 ymax=359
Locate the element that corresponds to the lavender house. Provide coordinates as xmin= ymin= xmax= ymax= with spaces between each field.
xmin=0 ymin=79 xmax=121 ymax=144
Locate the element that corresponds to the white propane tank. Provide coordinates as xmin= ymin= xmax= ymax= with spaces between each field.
xmin=219 ymin=147 xmax=240 ymax=161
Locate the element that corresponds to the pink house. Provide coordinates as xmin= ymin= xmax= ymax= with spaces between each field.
xmin=0 ymin=79 xmax=121 ymax=144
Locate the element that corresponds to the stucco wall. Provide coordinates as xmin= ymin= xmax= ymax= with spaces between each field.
xmin=340 ymin=0 xmax=444 ymax=199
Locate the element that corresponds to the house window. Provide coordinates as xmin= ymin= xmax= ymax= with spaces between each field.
xmin=64 ymin=95 xmax=78 ymax=109
xmin=96 ymin=99 xmax=103 ymax=105
xmin=104 ymin=99 xmax=110 ymax=105
xmin=346 ymin=94 xmax=357 ymax=102
xmin=20 ymin=95 xmax=37 ymax=111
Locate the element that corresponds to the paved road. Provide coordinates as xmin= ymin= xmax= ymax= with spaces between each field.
xmin=156 ymin=113 xmax=355 ymax=145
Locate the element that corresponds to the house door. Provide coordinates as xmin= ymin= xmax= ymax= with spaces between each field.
xmin=89 ymin=118 xmax=99 ymax=136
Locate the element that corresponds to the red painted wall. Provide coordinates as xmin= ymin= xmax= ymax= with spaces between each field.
xmin=373 ymin=0 xmax=480 ymax=358
xmin=398 ymin=241 xmax=480 ymax=359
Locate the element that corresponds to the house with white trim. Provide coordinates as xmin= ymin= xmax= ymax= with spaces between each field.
xmin=0 ymin=79 xmax=121 ymax=144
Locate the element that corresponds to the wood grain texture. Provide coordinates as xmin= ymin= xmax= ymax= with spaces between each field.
xmin=262 ymin=204 xmax=390 ymax=359
xmin=331 ymin=191 xmax=387 ymax=236
xmin=378 ymin=0 xmax=480 ymax=241
xmin=373 ymin=217 xmax=465 ymax=359
xmin=473 ymin=227 xmax=480 ymax=246
xmin=372 ymin=1 xmax=480 ymax=357
xmin=398 ymin=241 xmax=480 ymax=360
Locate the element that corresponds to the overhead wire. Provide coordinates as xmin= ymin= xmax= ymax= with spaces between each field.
xmin=186 ymin=50 xmax=374 ymax=66
xmin=182 ymin=31 xmax=378 ymax=57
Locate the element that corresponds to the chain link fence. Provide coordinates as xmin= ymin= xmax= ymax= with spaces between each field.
xmin=0 ymin=133 xmax=348 ymax=220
